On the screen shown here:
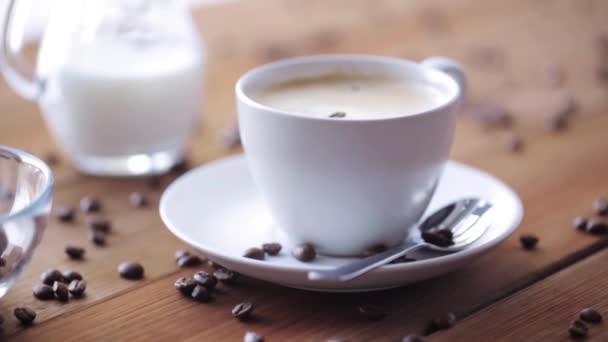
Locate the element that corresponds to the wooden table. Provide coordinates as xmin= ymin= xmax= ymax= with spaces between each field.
xmin=1 ymin=0 xmax=607 ymax=340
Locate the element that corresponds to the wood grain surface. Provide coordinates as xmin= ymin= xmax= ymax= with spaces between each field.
xmin=0 ymin=0 xmax=607 ymax=340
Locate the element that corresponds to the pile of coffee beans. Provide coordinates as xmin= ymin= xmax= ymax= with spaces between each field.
xmin=33 ymin=269 xmax=86 ymax=302
xmin=174 ymin=266 xmax=241 ymax=305
xmin=568 ymin=307 xmax=603 ymax=339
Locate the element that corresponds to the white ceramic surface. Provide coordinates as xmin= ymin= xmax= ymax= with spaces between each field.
xmin=236 ymin=55 xmax=466 ymax=255
xmin=160 ymin=155 xmax=523 ymax=292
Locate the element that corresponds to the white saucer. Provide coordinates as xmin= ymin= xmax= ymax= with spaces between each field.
xmin=160 ymin=155 xmax=523 ymax=292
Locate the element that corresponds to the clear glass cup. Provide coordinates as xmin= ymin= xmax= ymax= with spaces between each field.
xmin=0 ymin=146 xmax=53 ymax=298
xmin=0 ymin=0 xmax=205 ymax=176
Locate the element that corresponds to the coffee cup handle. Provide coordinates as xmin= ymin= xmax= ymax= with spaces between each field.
xmin=421 ymin=56 xmax=467 ymax=102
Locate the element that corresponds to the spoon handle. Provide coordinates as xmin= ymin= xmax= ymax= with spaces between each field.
xmin=307 ymin=241 xmax=423 ymax=282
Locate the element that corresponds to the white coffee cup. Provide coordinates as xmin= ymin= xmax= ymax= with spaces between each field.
xmin=236 ymin=55 xmax=465 ymax=256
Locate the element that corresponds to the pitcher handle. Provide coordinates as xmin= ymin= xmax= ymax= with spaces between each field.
xmin=0 ymin=0 xmax=40 ymax=100
xmin=421 ymin=56 xmax=466 ymax=103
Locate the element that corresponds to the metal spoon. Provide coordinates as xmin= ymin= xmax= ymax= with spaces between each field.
xmin=307 ymin=198 xmax=493 ymax=282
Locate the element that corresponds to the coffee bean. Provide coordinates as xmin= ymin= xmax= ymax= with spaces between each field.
xmin=580 ymin=308 xmax=602 ymax=323
xmin=232 ymin=302 xmax=254 ymax=319
xmin=174 ymin=277 xmax=197 ymax=296
xmin=68 ymin=279 xmax=86 ymax=297
xmin=62 ymin=271 xmax=83 ymax=283
xmin=33 ymin=284 xmax=55 ymax=300
xmin=89 ymin=230 xmax=106 ymax=246
xmin=14 ymin=307 xmax=36 ymax=325
xmin=243 ymin=247 xmax=265 ymax=261
xmin=545 ymin=112 xmax=568 ymax=131
xmin=468 ymin=102 xmax=512 ymax=129
xmin=503 ymin=132 xmax=524 ymax=153
xmin=0 ymin=257 xmax=5 ymax=267
xmin=41 ymin=269 xmax=64 ymax=286
xmin=88 ymin=219 xmax=111 ymax=233
xmin=432 ymin=312 xmax=456 ymax=330
xmin=292 ymin=243 xmax=316 ymax=262
xmin=54 ymin=207 xmax=75 ymax=222
xmin=118 ymin=261 xmax=144 ymax=280
xmin=519 ymin=234 xmax=539 ymax=250
xmin=44 ymin=152 xmax=60 ymax=166
xmin=53 ymin=281 xmax=69 ymax=302
xmin=191 ymin=285 xmax=210 ymax=302
xmin=193 ymin=271 xmax=218 ymax=290
xmin=129 ymin=192 xmax=148 ymax=208
xmin=402 ymin=334 xmax=427 ymax=342
xmin=147 ymin=176 xmax=162 ymax=190
xmin=175 ymin=250 xmax=190 ymax=260
xmin=329 ymin=112 xmax=346 ymax=118
xmin=422 ymin=229 xmax=454 ymax=247
xmin=244 ymin=331 xmax=264 ymax=342
xmin=177 ymin=254 xmax=203 ymax=268
xmin=357 ymin=304 xmax=386 ymax=321
xmin=220 ymin=123 xmax=241 ymax=149
xmin=80 ymin=196 xmax=101 ymax=213
xmin=587 ymin=220 xmax=608 ymax=235
xmin=569 ymin=320 xmax=588 ymax=339
xmin=214 ymin=268 xmax=238 ymax=284
xmin=64 ymin=245 xmax=85 ymax=260
xmin=361 ymin=244 xmax=389 ymax=257
xmin=573 ymin=217 xmax=588 ymax=231
xmin=593 ymin=197 xmax=608 ymax=216
xmin=208 ymin=260 xmax=223 ymax=269
xmin=262 ymin=242 xmax=282 ymax=256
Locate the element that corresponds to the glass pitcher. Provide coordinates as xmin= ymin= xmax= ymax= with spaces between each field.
xmin=0 ymin=0 xmax=205 ymax=176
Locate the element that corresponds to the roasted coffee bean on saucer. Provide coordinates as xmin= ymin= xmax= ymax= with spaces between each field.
xmin=243 ymin=247 xmax=265 ymax=261
xmin=292 ymin=243 xmax=316 ymax=262
xmin=262 ymin=242 xmax=282 ymax=256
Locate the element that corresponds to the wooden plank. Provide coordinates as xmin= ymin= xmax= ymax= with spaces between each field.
xmin=433 ymin=249 xmax=608 ymax=341
xmin=0 ymin=0 xmax=605 ymax=339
